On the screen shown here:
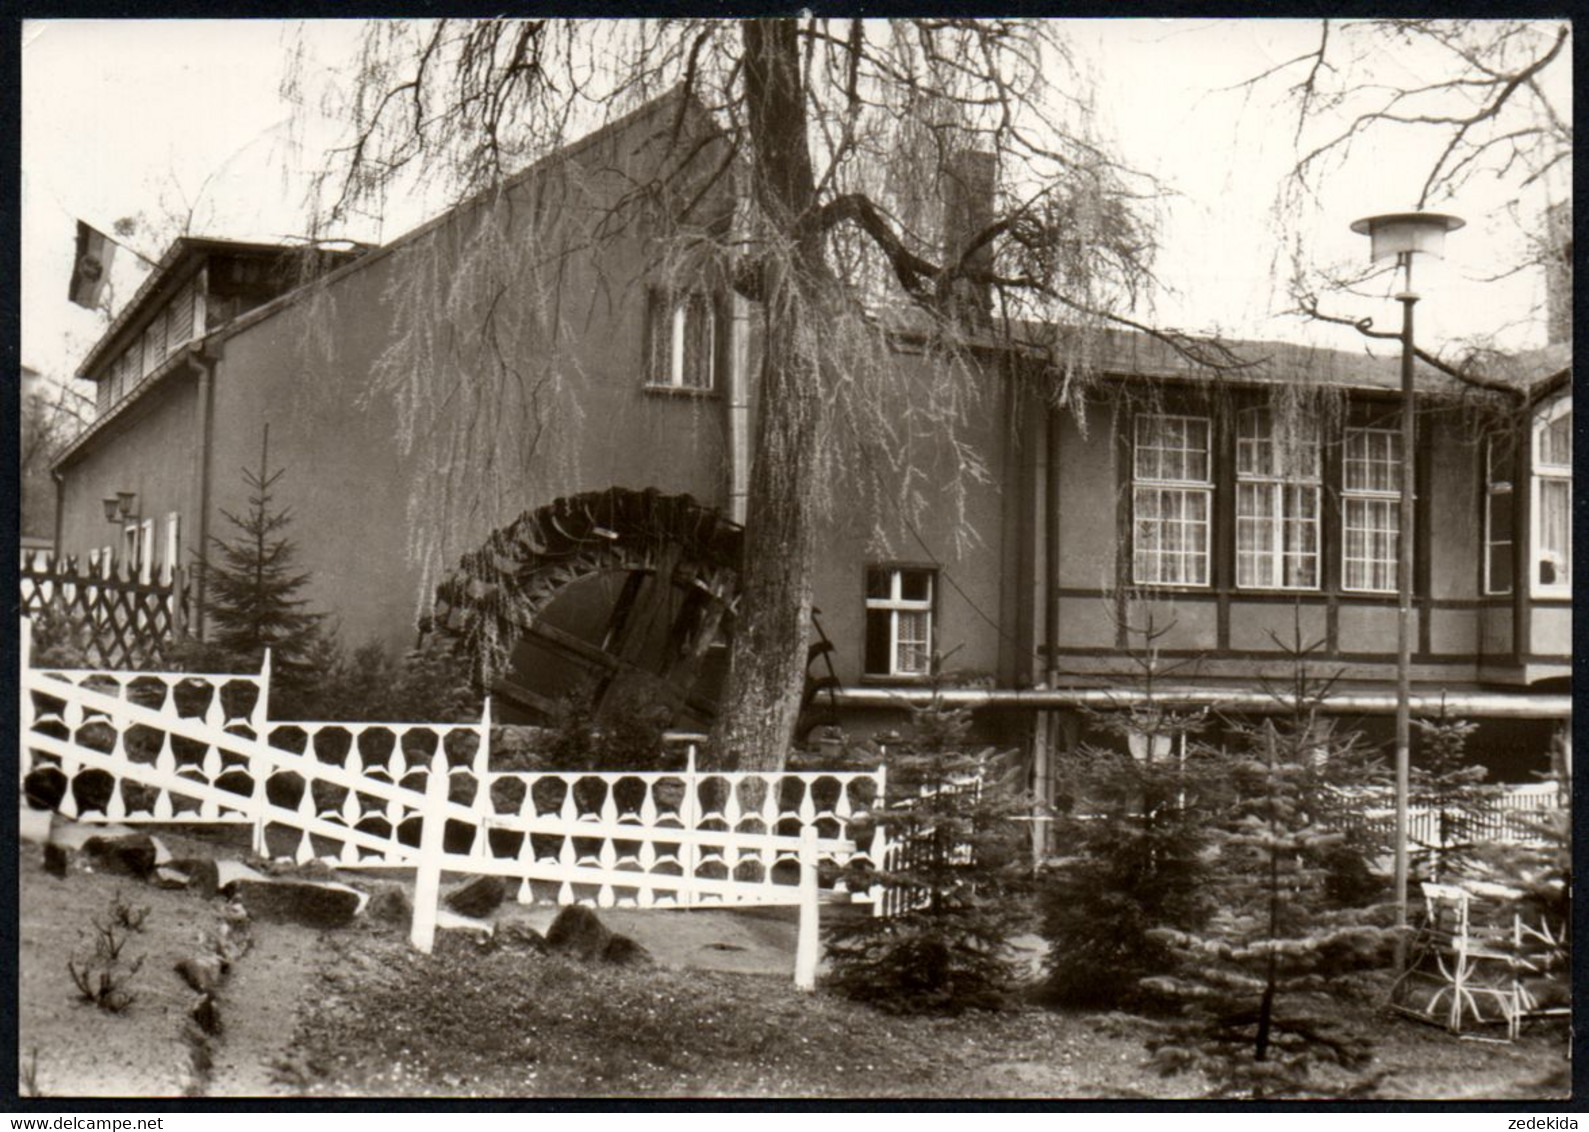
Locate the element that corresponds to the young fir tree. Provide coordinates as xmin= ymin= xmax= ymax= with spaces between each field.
xmin=1408 ymin=710 xmax=1492 ymax=883
xmin=192 ymin=428 xmax=323 ymax=713
xmin=1143 ymin=630 xmax=1391 ymax=1099
xmin=1040 ymin=703 xmax=1221 ymax=1009
xmin=826 ymin=693 xmax=1032 ymax=1014
xmin=1041 ymin=607 xmax=1224 ymax=1010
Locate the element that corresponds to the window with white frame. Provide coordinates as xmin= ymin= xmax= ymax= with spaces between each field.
xmin=1532 ymin=398 xmax=1571 ymax=595
xmin=1342 ymin=425 xmax=1405 ymax=593
xmin=864 ymin=566 xmax=935 ymax=677
xmin=646 ymin=288 xmax=717 ymax=391
xmin=1484 ymin=434 xmax=1514 ymax=596
xmin=1132 ymin=414 xmax=1211 ymax=586
xmin=1236 ymin=408 xmax=1321 ymax=589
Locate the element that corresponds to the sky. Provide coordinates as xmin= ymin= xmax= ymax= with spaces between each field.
xmin=20 ymin=18 xmax=1572 ymax=395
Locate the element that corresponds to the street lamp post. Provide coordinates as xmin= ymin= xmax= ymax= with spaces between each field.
xmin=1349 ymin=211 xmax=1464 ymax=971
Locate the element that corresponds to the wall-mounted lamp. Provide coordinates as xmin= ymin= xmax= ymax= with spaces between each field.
xmin=102 ymin=491 xmax=138 ymax=524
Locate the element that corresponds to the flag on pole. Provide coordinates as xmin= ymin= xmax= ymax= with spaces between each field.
xmin=68 ymin=220 xmax=116 ymax=309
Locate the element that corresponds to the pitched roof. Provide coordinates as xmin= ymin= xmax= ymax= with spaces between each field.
xmin=76 ymin=237 xmax=371 ymax=380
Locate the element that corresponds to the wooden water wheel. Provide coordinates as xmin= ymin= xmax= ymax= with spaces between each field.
xmin=429 ymin=488 xmax=742 ymax=727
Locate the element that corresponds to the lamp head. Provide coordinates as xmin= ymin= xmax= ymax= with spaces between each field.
xmin=103 ymin=491 xmax=137 ymax=523
xmin=1350 ymin=211 xmax=1465 ymax=263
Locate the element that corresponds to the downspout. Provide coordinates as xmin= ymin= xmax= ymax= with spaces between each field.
xmin=50 ymin=469 xmax=65 ymax=564
xmin=727 ymin=292 xmax=751 ymax=526
xmin=1036 ymin=404 xmax=1062 ymax=857
xmin=191 ymin=350 xmax=216 ymax=639
xmin=726 ymin=169 xmax=753 ymax=527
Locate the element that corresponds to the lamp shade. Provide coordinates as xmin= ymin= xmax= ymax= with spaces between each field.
xmin=1350 ymin=211 xmax=1465 ymax=263
xmin=102 ymin=496 xmax=122 ymax=522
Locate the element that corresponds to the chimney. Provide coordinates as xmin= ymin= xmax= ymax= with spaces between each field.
xmin=943 ymin=149 xmax=997 ymax=326
xmin=1544 ymin=199 xmax=1572 ymax=345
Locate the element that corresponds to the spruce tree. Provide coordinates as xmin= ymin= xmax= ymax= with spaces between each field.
xmin=193 ymin=428 xmax=323 ymax=712
xmin=1408 ymin=710 xmax=1491 ymax=883
xmin=1040 ymin=700 xmax=1221 ymax=1010
xmin=1038 ymin=606 xmax=1223 ymax=1009
xmin=827 ymin=694 xmax=1032 ymax=1014
xmin=1143 ymin=631 xmax=1391 ymax=1098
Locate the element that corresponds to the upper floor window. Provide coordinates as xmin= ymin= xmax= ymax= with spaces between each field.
xmin=1532 ymin=398 xmax=1571 ymax=596
xmin=1484 ymin=434 xmax=1514 ymax=596
xmin=646 ymin=288 xmax=717 ymax=391
xmin=1235 ymin=408 xmax=1321 ymax=590
xmin=1132 ymin=414 xmax=1210 ymax=586
xmin=864 ymin=566 xmax=935 ymax=677
xmin=1341 ymin=425 xmax=1404 ymax=593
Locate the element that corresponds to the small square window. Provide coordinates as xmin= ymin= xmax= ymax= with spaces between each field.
xmin=864 ymin=567 xmax=935 ymax=677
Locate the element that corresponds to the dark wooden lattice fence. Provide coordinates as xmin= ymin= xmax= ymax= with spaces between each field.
xmin=19 ymin=550 xmax=188 ymax=668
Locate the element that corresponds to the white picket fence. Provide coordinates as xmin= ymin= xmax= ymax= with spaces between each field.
xmin=1340 ymin=782 xmax=1565 ymax=850
xmin=17 ymin=619 xmax=890 ymax=987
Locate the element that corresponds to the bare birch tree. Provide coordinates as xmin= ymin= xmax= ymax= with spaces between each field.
xmin=288 ymin=18 xmax=1231 ymax=768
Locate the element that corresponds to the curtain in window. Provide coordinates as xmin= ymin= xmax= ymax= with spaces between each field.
xmin=1538 ymin=478 xmax=1570 ymax=587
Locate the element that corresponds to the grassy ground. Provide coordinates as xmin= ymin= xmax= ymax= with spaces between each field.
xmin=269 ymin=924 xmax=1570 ymax=1100
xmin=17 ymin=845 xmax=226 ymax=1098
xmin=18 ymin=823 xmax=1570 ymax=1101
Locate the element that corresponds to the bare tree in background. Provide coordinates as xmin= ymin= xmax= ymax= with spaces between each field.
xmin=1247 ymin=19 xmax=1571 ymax=354
xmin=287 ymin=18 xmax=1241 ymax=769
xmin=20 ymin=377 xmax=91 ymax=542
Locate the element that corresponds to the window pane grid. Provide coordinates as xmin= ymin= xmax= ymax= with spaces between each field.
xmin=1134 ymin=415 xmax=1210 ymax=484
xmin=1344 ymin=427 xmax=1402 ymax=494
xmin=1133 ymin=486 xmax=1210 ymax=586
xmin=1536 ymin=475 xmax=1570 ymax=591
xmin=1343 ymin=497 xmax=1400 ymax=593
xmin=1531 ymin=402 xmax=1571 ymax=594
xmin=1485 ymin=436 xmax=1514 ymax=596
xmin=865 ymin=568 xmax=934 ymax=676
xmin=1235 ymin=411 xmax=1320 ymax=590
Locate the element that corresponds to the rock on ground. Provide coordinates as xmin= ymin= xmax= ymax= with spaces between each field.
xmin=223 ymin=878 xmax=364 ymax=930
xmin=81 ymin=833 xmax=164 ymax=879
xmin=545 ymin=905 xmax=610 ymax=960
xmin=444 ymin=875 xmax=505 ymax=919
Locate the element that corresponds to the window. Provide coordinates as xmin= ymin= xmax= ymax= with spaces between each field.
xmin=864 ymin=567 xmax=935 ymax=677
xmin=1132 ymin=414 xmax=1211 ymax=586
xmin=1484 ymin=435 xmax=1514 ymax=595
xmin=1342 ymin=425 xmax=1404 ymax=593
xmin=1532 ymin=398 xmax=1571 ymax=595
xmin=1236 ymin=409 xmax=1321 ymax=589
xmin=646 ymin=288 xmax=716 ymax=391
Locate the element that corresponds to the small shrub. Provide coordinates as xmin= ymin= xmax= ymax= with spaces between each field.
xmin=541 ymin=680 xmax=676 ymax=771
xmin=19 ymin=1047 xmax=42 ymax=1098
xmin=67 ymin=900 xmax=148 ymax=1013
xmin=110 ymin=889 xmax=150 ymax=933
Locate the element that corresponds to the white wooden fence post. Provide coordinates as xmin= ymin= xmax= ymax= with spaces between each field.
xmin=410 ymin=746 xmax=450 ymax=954
xmin=680 ymin=743 xmax=699 ymax=909
xmin=250 ymin=649 xmax=273 ymax=856
xmin=795 ymin=824 xmax=819 ymax=991
xmin=471 ymin=696 xmax=493 ymax=859
xmin=20 ymin=617 xmax=33 ymax=789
